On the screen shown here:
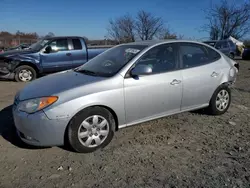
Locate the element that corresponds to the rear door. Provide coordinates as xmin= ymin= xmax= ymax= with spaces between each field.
xmin=179 ymin=42 xmax=223 ymax=111
xmin=40 ymin=38 xmax=72 ymax=73
xmin=68 ymin=38 xmax=88 ymax=68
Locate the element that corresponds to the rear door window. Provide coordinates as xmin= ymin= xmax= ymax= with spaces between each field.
xmin=72 ymin=39 xmax=82 ymax=50
xmin=179 ymin=43 xmax=220 ymax=69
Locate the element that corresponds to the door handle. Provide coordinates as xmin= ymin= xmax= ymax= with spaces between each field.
xmin=211 ymin=71 xmax=219 ymax=77
xmin=66 ymin=53 xmax=72 ymax=56
xmin=170 ymin=79 xmax=181 ymax=85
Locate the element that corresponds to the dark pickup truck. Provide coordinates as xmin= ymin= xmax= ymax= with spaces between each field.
xmin=0 ymin=36 xmax=111 ymax=82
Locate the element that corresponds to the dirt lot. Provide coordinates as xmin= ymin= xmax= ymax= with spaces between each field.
xmin=0 ymin=60 xmax=250 ymax=188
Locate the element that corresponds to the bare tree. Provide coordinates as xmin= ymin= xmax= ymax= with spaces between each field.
xmin=107 ymin=14 xmax=135 ymax=43
xmin=203 ymin=0 xmax=250 ymax=40
xmin=135 ymin=10 xmax=164 ymax=40
xmin=156 ymin=28 xmax=178 ymax=39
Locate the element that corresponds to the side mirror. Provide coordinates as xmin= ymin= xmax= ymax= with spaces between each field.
xmin=130 ymin=64 xmax=152 ymax=77
xmin=44 ymin=46 xmax=52 ymax=53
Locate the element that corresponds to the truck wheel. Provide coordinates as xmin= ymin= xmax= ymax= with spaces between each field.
xmin=14 ymin=65 xmax=37 ymax=82
xmin=67 ymin=107 xmax=115 ymax=153
xmin=207 ymin=85 xmax=231 ymax=115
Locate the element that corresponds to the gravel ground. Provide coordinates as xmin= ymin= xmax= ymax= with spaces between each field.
xmin=0 ymin=60 xmax=250 ymax=188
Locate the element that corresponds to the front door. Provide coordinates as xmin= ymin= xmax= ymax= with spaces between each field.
xmin=40 ymin=38 xmax=73 ymax=73
xmin=178 ymin=42 xmax=223 ymax=110
xmin=124 ymin=43 xmax=182 ymax=125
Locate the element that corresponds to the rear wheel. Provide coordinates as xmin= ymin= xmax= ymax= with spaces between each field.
xmin=14 ymin=65 xmax=37 ymax=82
xmin=67 ymin=107 xmax=115 ymax=153
xmin=207 ymin=85 xmax=231 ymax=115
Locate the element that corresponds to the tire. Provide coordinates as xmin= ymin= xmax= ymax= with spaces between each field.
xmin=207 ymin=85 xmax=231 ymax=115
xmin=67 ymin=107 xmax=115 ymax=153
xmin=14 ymin=65 xmax=37 ymax=82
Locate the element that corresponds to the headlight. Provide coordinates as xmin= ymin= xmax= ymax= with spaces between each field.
xmin=18 ymin=96 xmax=58 ymax=114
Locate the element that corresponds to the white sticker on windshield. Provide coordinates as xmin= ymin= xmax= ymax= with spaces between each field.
xmin=125 ymin=48 xmax=140 ymax=54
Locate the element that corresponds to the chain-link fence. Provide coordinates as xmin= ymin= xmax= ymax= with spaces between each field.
xmin=0 ymin=37 xmax=38 ymax=48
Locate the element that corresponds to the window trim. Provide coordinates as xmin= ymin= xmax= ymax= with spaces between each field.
xmin=124 ymin=42 xmax=180 ymax=78
xmin=177 ymin=42 xmax=221 ymax=70
xmin=45 ymin=38 xmax=70 ymax=52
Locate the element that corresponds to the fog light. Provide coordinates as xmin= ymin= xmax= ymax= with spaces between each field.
xmin=18 ymin=131 xmax=38 ymax=142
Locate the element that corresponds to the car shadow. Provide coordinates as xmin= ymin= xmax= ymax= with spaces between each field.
xmin=0 ymin=105 xmax=49 ymax=150
xmin=189 ymin=108 xmax=214 ymax=116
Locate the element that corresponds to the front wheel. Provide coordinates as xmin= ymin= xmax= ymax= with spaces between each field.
xmin=207 ymin=85 xmax=231 ymax=115
xmin=67 ymin=107 xmax=115 ymax=153
xmin=14 ymin=65 xmax=37 ymax=82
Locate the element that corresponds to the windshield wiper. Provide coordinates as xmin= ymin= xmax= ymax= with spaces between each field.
xmin=75 ymin=69 xmax=99 ymax=76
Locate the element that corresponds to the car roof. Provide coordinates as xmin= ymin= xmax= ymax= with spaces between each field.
xmin=121 ymin=39 xmax=213 ymax=47
xmin=203 ymin=40 xmax=217 ymax=43
xmin=44 ymin=36 xmax=84 ymax=40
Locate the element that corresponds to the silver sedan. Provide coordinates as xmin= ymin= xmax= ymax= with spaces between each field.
xmin=12 ymin=40 xmax=239 ymax=153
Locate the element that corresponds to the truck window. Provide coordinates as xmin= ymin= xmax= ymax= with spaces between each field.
xmin=215 ymin=41 xmax=228 ymax=49
xmin=49 ymin=39 xmax=69 ymax=52
xmin=72 ymin=39 xmax=82 ymax=50
xmin=229 ymin=41 xmax=235 ymax=48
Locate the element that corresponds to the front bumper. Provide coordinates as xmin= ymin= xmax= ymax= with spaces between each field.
xmin=0 ymin=72 xmax=15 ymax=79
xmin=0 ymin=57 xmax=16 ymax=79
xmin=12 ymin=106 xmax=70 ymax=147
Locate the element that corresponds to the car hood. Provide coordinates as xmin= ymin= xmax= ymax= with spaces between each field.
xmin=0 ymin=49 xmax=35 ymax=58
xmin=17 ymin=70 xmax=107 ymax=101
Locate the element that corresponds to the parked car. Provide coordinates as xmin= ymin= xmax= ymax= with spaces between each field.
xmin=0 ymin=36 xmax=110 ymax=82
xmin=13 ymin=40 xmax=239 ymax=153
xmin=203 ymin=40 xmax=217 ymax=47
xmin=242 ymin=48 xmax=250 ymax=60
xmin=203 ymin=40 xmax=237 ymax=59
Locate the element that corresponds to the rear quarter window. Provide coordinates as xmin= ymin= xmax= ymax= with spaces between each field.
xmin=205 ymin=46 xmax=221 ymax=61
xmin=72 ymin=39 xmax=82 ymax=50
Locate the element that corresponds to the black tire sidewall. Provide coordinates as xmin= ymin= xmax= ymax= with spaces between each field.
xmin=67 ymin=107 xmax=115 ymax=153
xmin=208 ymin=85 xmax=231 ymax=115
xmin=14 ymin=65 xmax=37 ymax=82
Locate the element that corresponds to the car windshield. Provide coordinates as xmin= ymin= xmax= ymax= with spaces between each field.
xmin=75 ymin=44 xmax=148 ymax=77
xmin=29 ymin=39 xmax=50 ymax=51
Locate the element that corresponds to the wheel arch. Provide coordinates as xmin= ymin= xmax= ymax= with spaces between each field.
xmin=209 ymin=82 xmax=231 ymax=103
xmin=63 ymin=105 xmax=119 ymax=146
xmin=15 ymin=61 xmax=39 ymax=74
